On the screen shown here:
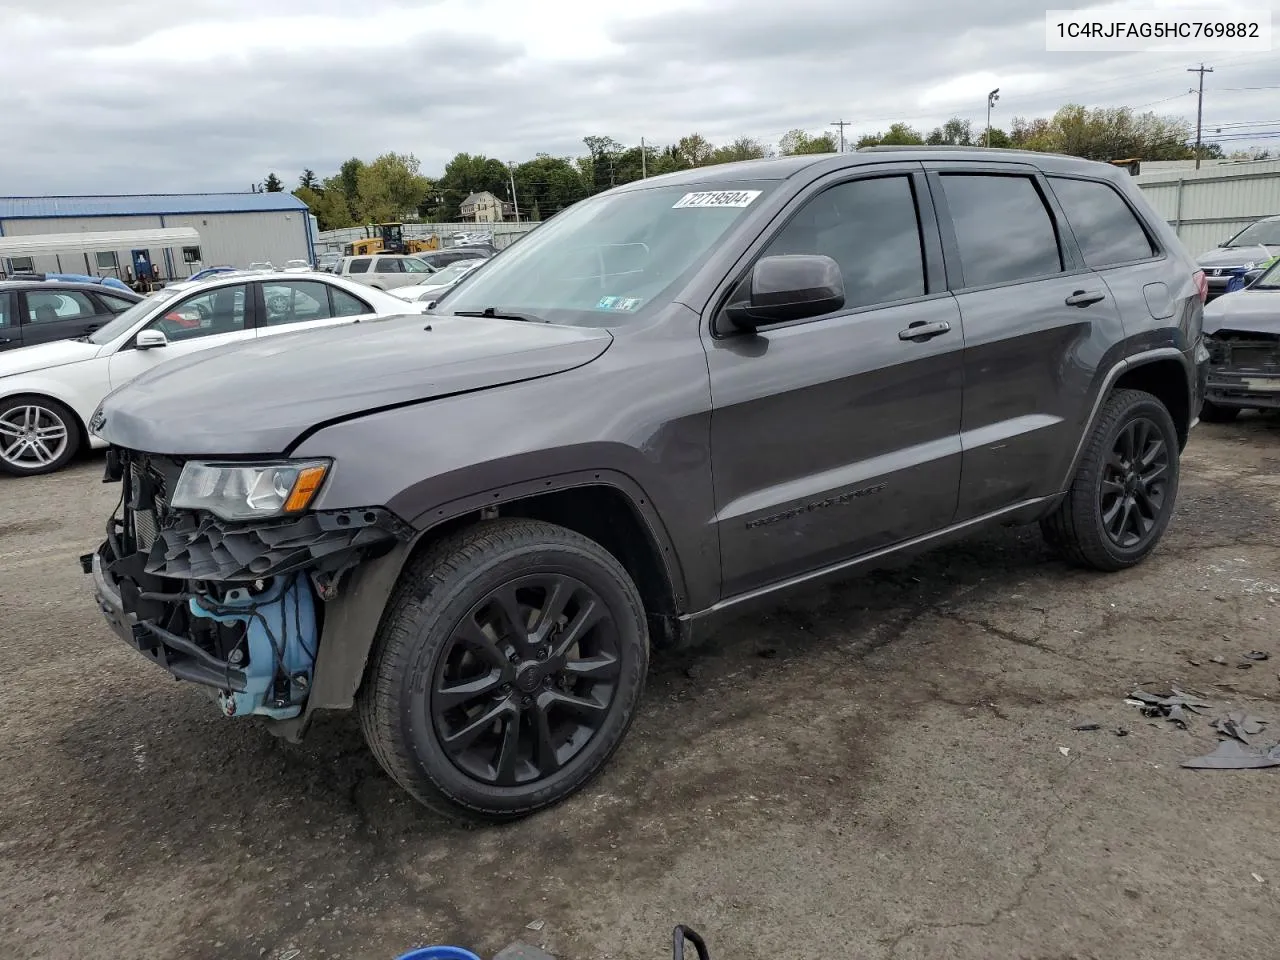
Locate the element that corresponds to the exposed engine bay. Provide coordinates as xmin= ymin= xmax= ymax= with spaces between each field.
xmin=85 ymin=448 xmax=412 ymax=720
xmin=1204 ymin=329 xmax=1280 ymax=409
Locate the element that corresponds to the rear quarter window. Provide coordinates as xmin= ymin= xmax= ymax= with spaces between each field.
xmin=1048 ymin=177 xmax=1156 ymax=267
xmin=348 ymin=258 xmax=371 ymax=274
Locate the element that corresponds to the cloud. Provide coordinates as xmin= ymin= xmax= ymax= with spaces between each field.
xmin=2 ymin=0 xmax=1277 ymax=194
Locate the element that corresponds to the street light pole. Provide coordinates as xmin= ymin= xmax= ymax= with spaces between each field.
xmin=986 ymin=88 xmax=1000 ymax=147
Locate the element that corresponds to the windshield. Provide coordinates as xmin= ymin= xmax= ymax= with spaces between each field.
xmin=1252 ymin=258 xmax=1280 ymax=289
xmin=1227 ymin=219 xmax=1280 ymax=247
xmin=419 ymin=260 xmax=482 ymax=286
xmin=438 ymin=180 xmax=775 ymax=325
xmin=87 ymin=289 xmax=177 ymax=344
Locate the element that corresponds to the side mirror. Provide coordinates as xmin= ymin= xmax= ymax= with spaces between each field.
xmin=721 ymin=254 xmax=845 ymax=333
xmin=135 ymin=329 xmax=168 ymax=350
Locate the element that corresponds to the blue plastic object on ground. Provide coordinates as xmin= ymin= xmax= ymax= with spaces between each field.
xmin=395 ymin=948 xmax=483 ymax=960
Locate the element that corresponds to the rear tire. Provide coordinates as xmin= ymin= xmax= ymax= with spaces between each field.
xmin=357 ymin=518 xmax=648 ymax=822
xmin=0 ymin=395 xmax=81 ymax=477
xmin=1199 ymin=399 xmax=1239 ymax=423
xmin=1041 ymin=388 xmax=1179 ymax=572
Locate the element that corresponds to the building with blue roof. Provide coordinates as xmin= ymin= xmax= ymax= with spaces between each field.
xmin=0 ymin=193 xmax=317 ymax=280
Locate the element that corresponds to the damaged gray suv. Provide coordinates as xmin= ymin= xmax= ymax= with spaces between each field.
xmin=86 ymin=148 xmax=1209 ymax=821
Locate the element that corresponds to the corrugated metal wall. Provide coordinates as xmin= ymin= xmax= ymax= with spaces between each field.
xmin=1135 ymin=160 xmax=1280 ymax=257
xmin=0 ymin=211 xmax=309 ymax=278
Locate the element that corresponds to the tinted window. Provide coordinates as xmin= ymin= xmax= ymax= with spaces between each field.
xmin=1049 ymin=177 xmax=1155 ymax=267
xmin=331 ymin=287 xmax=371 ymax=317
xmin=0 ymin=293 xmax=10 ymax=329
xmin=375 ymin=258 xmax=404 ymax=273
xmin=261 ymin=280 xmax=332 ymax=326
xmin=941 ymin=175 xmax=1062 ymax=286
xmin=98 ymin=293 xmax=136 ymax=313
xmin=760 ymin=175 xmax=925 ymax=310
xmin=26 ymin=290 xmax=98 ymax=323
xmin=147 ymin=284 xmax=247 ymax=342
xmin=404 ymin=258 xmax=433 ymax=273
xmin=348 ymin=258 xmax=371 ymax=274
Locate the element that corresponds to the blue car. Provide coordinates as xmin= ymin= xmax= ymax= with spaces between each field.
xmin=39 ymin=273 xmax=133 ymax=293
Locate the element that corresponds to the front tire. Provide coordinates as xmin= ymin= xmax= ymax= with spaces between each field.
xmin=1199 ymin=399 xmax=1240 ymax=423
xmin=358 ymin=518 xmax=649 ymax=822
xmin=1041 ymin=388 xmax=1180 ymax=571
xmin=0 ymin=395 xmax=81 ymax=476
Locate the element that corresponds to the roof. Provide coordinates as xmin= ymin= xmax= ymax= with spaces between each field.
xmin=0 ymin=279 xmax=142 ymax=297
xmin=460 ymin=192 xmax=498 ymax=207
xmin=615 ymin=148 xmax=1117 ymax=192
xmin=0 ymin=192 xmax=309 ymax=220
xmin=0 ymin=227 xmax=200 ymax=257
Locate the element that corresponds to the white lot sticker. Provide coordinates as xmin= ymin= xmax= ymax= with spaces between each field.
xmin=672 ymin=190 xmax=762 ymax=209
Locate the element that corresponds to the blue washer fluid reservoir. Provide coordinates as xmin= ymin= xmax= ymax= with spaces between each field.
xmin=188 ymin=574 xmax=318 ymax=720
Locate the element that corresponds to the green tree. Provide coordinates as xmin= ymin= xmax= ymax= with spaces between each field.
xmin=293 ymin=185 xmax=355 ymax=231
xmin=708 ymin=136 xmax=769 ymax=164
xmin=436 ymin=152 xmax=511 ymax=220
xmin=779 ymin=129 xmax=838 ymax=155
xmin=985 ymin=127 xmax=1012 ymax=149
xmin=925 ymin=118 xmax=973 ymax=146
xmin=583 ymin=136 xmax=623 ymax=192
xmin=298 ymin=169 xmax=319 ymax=192
xmin=338 ymin=158 xmax=364 ymax=208
xmin=354 ymin=152 xmax=432 ymax=223
xmin=512 ymin=154 xmax=587 ymax=220
xmin=674 ymin=133 xmax=715 ymax=167
xmin=263 ymin=173 xmax=284 ymax=192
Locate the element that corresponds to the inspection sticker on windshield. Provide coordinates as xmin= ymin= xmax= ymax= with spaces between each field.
xmin=596 ymin=296 xmax=643 ymax=311
xmin=672 ymin=190 xmax=762 ymax=209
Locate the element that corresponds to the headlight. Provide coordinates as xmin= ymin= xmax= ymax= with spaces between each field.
xmin=170 ymin=459 xmax=331 ymax=521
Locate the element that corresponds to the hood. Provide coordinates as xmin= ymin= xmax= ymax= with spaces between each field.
xmin=94 ymin=312 xmax=613 ymax=455
xmin=0 ymin=337 xmax=101 ymax=378
xmin=1197 ymin=245 xmax=1274 ymax=269
xmin=1203 ymin=288 xmax=1280 ymax=336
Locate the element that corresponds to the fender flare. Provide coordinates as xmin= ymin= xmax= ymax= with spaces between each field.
xmin=290 ymin=468 xmax=687 ymax=736
xmin=1057 ymin=346 xmax=1192 ymax=491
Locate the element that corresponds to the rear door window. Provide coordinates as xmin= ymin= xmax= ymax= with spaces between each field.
xmin=260 ymin=280 xmax=333 ymax=326
xmin=939 ymin=174 xmax=1064 ymax=287
xmin=375 ymin=258 xmax=405 ymax=273
xmin=25 ymin=290 xmax=99 ymax=324
xmin=1048 ymin=176 xmax=1156 ymax=267
xmin=348 ymin=258 xmax=371 ymax=274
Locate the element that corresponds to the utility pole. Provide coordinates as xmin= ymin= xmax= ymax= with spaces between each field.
xmin=1188 ymin=63 xmax=1213 ymax=169
xmin=986 ymin=88 xmax=1000 ymax=147
xmin=508 ymin=163 xmax=520 ymax=222
xmin=641 ymin=137 xmax=647 ymax=178
xmin=830 ymin=119 xmax=850 ymax=153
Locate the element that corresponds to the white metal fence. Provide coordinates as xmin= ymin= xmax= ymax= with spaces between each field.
xmin=1134 ymin=159 xmax=1280 ymax=257
xmin=315 ymin=221 xmax=539 ymax=253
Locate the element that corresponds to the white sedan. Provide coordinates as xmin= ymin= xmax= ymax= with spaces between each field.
xmin=0 ymin=270 xmax=424 ymax=476
xmin=390 ymin=259 xmax=486 ymax=304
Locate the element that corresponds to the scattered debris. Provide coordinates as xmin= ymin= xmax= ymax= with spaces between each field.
xmin=1058 ymin=746 xmax=1071 ymax=757
xmin=1244 ymin=651 xmax=1270 ymax=661
xmin=1114 ymin=727 xmax=1130 ymax=737
xmin=1187 ymin=659 xmax=1202 ymax=667
xmin=1072 ymin=722 xmax=1102 ymax=731
xmin=1181 ymin=740 xmax=1280 ymax=770
xmin=1210 ymin=655 xmax=1228 ymax=665
xmin=1252 ymin=873 xmax=1266 ymax=884
xmin=1237 ymin=662 xmax=1254 ymax=670
xmin=1213 ymin=712 xmax=1267 ymax=744
xmin=1128 ymin=687 xmax=1210 ymax=729
xmin=526 ymin=920 xmax=546 ymax=933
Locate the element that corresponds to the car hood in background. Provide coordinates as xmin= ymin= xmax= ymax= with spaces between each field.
xmin=1197 ymin=245 xmax=1275 ymax=269
xmin=0 ymin=338 xmax=102 ymax=378
xmin=1203 ymin=289 xmax=1280 ymax=336
xmin=93 ymin=313 xmax=613 ymax=454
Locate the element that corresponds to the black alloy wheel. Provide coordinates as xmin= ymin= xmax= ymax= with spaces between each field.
xmin=431 ymin=574 xmax=622 ymax=787
xmin=358 ymin=518 xmax=648 ymax=822
xmin=1098 ymin=416 xmax=1170 ymax=550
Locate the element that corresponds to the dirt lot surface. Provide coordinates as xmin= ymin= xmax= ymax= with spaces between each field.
xmin=3 ymin=419 xmax=1280 ymax=960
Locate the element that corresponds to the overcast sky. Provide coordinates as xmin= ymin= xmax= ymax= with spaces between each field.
xmin=3 ymin=0 xmax=1277 ymax=195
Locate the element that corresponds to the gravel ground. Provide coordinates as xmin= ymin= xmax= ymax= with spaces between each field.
xmin=3 ymin=417 xmax=1279 ymax=960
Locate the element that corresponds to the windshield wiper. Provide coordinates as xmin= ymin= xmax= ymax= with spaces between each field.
xmin=452 ymin=307 xmax=548 ymax=324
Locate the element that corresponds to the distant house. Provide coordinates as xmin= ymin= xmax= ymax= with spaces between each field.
xmin=459 ymin=191 xmax=515 ymax=223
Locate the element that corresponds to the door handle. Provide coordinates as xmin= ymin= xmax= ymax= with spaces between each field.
xmin=898 ymin=320 xmax=951 ymax=342
xmin=1065 ymin=290 xmax=1105 ymax=307
xmin=0 ymin=338 xmax=12 ymax=345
